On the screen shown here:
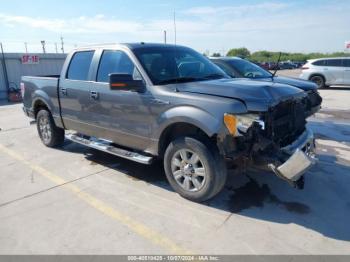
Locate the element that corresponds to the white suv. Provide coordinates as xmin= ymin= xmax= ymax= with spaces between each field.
xmin=299 ymin=57 xmax=350 ymax=88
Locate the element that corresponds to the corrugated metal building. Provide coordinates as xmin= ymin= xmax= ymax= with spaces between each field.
xmin=0 ymin=53 xmax=66 ymax=100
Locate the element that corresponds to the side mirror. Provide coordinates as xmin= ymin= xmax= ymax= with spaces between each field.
xmin=109 ymin=74 xmax=144 ymax=92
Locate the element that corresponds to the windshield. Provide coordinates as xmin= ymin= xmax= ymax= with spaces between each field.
xmin=228 ymin=59 xmax=272 ymax=78
xmin=133 ymin=46 xmax=227 ymax=85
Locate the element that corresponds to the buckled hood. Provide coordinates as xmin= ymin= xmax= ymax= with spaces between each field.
xmin=174 ymin=78 xmax=307 ymax=111
xmin=257 ymin=76 xmax=318 ymax=91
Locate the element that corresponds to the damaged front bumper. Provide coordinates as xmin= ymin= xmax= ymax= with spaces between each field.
xmin=267 ymin=128 xmax=316 ymax=186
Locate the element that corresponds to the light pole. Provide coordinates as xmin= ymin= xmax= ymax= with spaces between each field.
xmin=60 ymin=36 xmax=65 ymax=54
xmin=40 ymin=40 xmax=46 ymax=54
xmin=0 ymin=42 xmax=10 ymax=100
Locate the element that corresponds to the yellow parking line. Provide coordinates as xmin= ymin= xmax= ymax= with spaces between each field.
xmin=0 ymin=144 xmax=192 ymax=254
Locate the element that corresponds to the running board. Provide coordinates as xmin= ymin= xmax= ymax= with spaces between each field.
xmin=65 ymin=133 xmax=153 ymax=165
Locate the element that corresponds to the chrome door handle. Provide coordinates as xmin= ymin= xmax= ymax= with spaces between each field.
xmin=61 ymin=88 xmax=67 ymax=95
xmin=150 ymin=98 xmax=170 ymax=105
xmin=90 ymin=91 xmax=99 ymax=100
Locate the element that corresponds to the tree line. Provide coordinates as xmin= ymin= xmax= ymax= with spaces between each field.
xmin=211 ymin=47 xmax=350 ymax=62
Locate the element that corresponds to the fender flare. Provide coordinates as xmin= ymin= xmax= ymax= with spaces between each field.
xmin=32 ymin=90 xmax=53 ymax=115
xmin=154 ymin=106 xmax=221 ymax=140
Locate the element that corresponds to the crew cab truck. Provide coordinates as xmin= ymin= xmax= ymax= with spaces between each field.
xmin=21 ymin=43 xmax=322 ymax=202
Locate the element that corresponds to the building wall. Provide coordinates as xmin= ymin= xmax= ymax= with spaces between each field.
xmin=0 ymin=53 xmax=66 ymax=100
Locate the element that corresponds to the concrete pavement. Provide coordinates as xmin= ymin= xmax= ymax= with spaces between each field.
xmin=0 ymin=89 xmax=349 ymax=254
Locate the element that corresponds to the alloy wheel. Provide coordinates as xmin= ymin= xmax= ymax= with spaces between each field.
xmin=171 ymin=149 xmax=206 ymax=192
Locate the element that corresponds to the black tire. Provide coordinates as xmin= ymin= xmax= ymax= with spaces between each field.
xmin=36 ymin=109 xmax=65 ymax=147
xmin=310 ymin=75 xmax=325 ymax=89
xmin=164 ymin=137 xmax=227 ymax=202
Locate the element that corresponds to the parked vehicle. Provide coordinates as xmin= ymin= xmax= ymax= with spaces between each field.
xmin=258 ymin=62 xmax=270 ymax=70
xmin=210 ymin=56 xmax=322 ymax=93
xmin=22 ymin=43 xmax=321 ymax=202
xmin=278 ymin=62 xmax=296 ymax=70
xmin=294 ymin=61 xmax=306 ymax=68
xmin=299 ymin=57 xmax=350 ymax=88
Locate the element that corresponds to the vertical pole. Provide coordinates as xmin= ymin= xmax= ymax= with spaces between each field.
xmin=164 ymin=30 xmax=167 ymax=44
xmin=60 ymin=36 xmax=65 ymax=54
xmin=0 ymin=43 xmax=10 ymax=101
xmin=24 ymin=42 xmax=28 ymax=53
xmin=173 ymin=11 xmax=177 ymax=45
xmin=41 ymin=41 xmax=46 ymax=54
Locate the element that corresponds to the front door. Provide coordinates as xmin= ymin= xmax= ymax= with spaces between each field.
xmin=324 ymin=59 xmax=345 ymax=85
xmin=86 ymin=49 xmax=153 ymax=151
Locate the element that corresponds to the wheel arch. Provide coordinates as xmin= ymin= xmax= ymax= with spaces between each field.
xmin=309 ymin=73 xmax=326 ymax=82
xmin=154 ymin=106 xmax=222 ymax=157
xmin=31 ymin=89 xmax=54 ymax=118
xmin=32 ymin=98 xmax=51 ymax=118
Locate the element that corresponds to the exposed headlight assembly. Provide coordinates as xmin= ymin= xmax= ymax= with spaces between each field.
xmin=224 ymin=113 xmax=264 ymax=136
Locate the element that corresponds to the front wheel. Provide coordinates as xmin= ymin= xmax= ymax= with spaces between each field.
xmin=36 ymin=109 xmax=65 ymax=147
xmin=164 ymin=137 xmax=227 ymax=202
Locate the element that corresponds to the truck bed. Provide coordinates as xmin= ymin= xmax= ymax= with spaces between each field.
xmin=21 ymin=75 xmax=62 ymax=127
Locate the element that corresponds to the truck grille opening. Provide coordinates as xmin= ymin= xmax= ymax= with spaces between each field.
xmin=264 ymin=98 xmax=307 ymax=147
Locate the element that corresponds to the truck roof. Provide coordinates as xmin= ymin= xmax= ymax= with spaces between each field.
xmin=209 ymin=56 xmax=242 ymax=60
xmin=74 ymin=42 xmax=187 ymax=51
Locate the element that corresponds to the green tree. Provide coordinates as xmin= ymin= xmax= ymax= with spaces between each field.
xmin=212 ymin=52 xmax=221 ymax=57
xmin=226 ymin=48 xmax=250 ymax=58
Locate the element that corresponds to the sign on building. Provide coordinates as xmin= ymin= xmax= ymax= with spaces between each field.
xmin=22 ymin=55 xmax=40 ymax=64
xmin=345 ymin=41 xmax=350 ymax=52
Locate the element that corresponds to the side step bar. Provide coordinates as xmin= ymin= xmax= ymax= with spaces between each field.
xmin=65 ymin=133 xmax=153 ymax=165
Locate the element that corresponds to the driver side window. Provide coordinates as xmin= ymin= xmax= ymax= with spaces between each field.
xmin=97 ymin=50 xmax=142 ymax=83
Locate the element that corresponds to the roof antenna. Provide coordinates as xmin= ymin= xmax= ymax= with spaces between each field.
xmin=272 ymin=52 xmax=282 ymax=78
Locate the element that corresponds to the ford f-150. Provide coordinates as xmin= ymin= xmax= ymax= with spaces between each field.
xmin=21 ymin=43 xmax=322 ymax=202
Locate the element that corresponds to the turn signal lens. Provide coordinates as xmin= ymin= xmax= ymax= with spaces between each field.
xmin=223 ymin=114 xmax=237 ymax=135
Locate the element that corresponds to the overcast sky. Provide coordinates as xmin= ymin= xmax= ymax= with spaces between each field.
xmin=0 ymin=0 xmax=349 ymax=54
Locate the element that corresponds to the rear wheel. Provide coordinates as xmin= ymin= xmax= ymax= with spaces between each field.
xmin=164 ymin=137 xmax=227 ymax=202
xmin=36 ymin=109 xmax=65 ymax=147
xmin=310 ymin=75 xmax=325 ymax=89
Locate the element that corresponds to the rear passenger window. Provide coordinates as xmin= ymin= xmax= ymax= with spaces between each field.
xmin=97 ymin=50 xmax=140 ymax=83
xmin=343 ymin=59 xmax=350 ymax=67
xmin=67 ymin=51 xmax=94 ymax=81
xmin=325 ymin=59 xmax=342 ymax=67
xmin=312 ymin=60 xmax=325 ymax=66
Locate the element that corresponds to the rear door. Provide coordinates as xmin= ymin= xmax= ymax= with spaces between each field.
xmin=323 ymin=59 xmax=344 ymax=85
xmin=86 ymin=48 xmax=153 ymax=151
xmin=343 ymin=59 xmax=350 ymax=85
xmin=59 ymin=50 xmax=96 ymax=134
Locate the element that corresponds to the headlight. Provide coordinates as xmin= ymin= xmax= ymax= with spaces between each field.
xmin=224 ymin=113 xmax=263 ymax=136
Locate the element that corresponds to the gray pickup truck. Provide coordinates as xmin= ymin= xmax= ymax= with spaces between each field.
xmin=21 ymin=43 xmax=322 ymax=202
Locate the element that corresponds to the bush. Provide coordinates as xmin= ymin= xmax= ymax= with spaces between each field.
xmin=224 ymin=47 xmax=350 ymax=62
xmin=227 ymin=48 xmax=251 ymax=58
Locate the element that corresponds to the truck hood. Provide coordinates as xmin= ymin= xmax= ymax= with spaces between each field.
xmin=174 ymin=78 xmax=306 ymax=111
xmin=257 ymin=76 xmax=318 ymax=91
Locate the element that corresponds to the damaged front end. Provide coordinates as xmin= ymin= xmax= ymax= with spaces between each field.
xmin=220 ymin=91 xmax=322 ymax=189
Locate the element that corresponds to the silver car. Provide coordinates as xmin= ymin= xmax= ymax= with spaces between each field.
xmin=299 ymin=57 xmax=350 ymax=88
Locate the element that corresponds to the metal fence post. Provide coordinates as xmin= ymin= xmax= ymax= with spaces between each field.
xmin=0 ymin=42 xmax=10 ymax=101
